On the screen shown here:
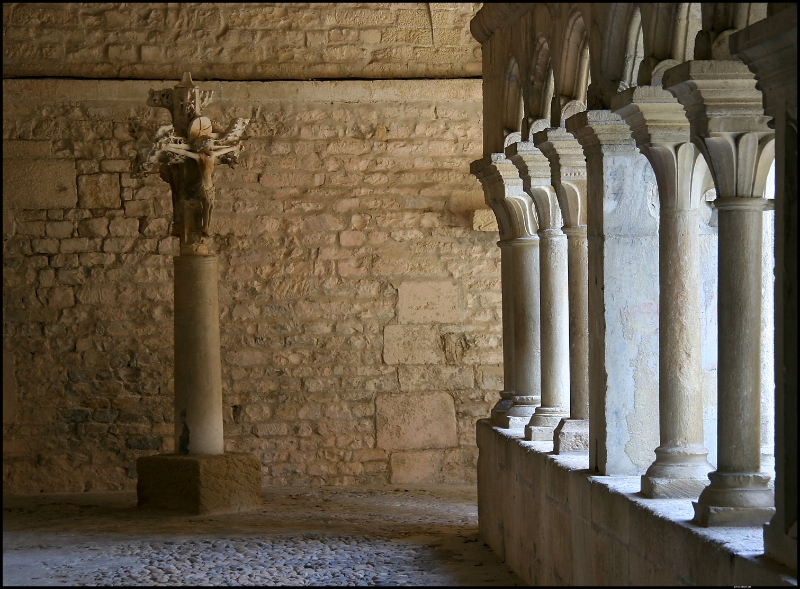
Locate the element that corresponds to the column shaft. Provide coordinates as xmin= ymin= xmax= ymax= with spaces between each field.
xmin=641 ymin=207 xmax=712 ymax=497
xmin=505 ymin=237 xmax=541 ymax=427
xmin=693 ymin=199 xmax=775 ymax=525
xmin=173 ymin=255 xmax=225 ymax=456
xmin=718 ymin=205 xmax=763 ymax=473
xmin=526 ymin=229 xmax=570 ymax=440
xmin=554 ymin=226 xmax=589 ymax=453
xmin=493 ymin=241 xmax=516 ymax=425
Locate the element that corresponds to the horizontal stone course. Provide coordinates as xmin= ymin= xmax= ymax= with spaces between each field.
xmin=2 ymin=3 xmax=481 ymax=80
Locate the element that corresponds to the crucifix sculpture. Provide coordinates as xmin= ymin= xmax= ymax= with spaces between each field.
xmin=131 ymin=74 xmax=262 ymax=514
xmin=133 ymin=72 xmax=249 ymax=254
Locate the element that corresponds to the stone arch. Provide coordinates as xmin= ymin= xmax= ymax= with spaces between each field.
xmin=558 ymin=9 xmax=589 ymax=108
xmin=503 ymin=55 xmax=525 ymax=135
xmin=526 ymin=35 xmax=553 ymax=131
xmin=670 ymin=3 xmax=702 ymax=62
xmin=589 ymin=3 xmax=641 ymax=106
xmin=620 ymin=5 xmax=645 ymax=90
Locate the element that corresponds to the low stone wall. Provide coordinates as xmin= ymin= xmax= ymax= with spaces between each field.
xmin=2 ymin=78 xmax=500 ymax=493
xmin=476 ymin=420 xmax=796 ymax=586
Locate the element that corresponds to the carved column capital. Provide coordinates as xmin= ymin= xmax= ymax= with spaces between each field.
xmin=504 ymin=142 xmax=562 ymax=232
xmin=532 ymin=127 xmax=588 ymax=227
xmin=663 ymin=60 xmax=775 ymax=199
xmin=611 ymin=86 xmax=701 ymax=210
xmin=565 ymin=110 xmax=638 ymax=156
xmin=471 ymin=154 xmax=539 ymax=240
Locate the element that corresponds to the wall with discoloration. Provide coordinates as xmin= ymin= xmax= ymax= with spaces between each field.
xmin=2 ymin=78 xmax=500 ymax=493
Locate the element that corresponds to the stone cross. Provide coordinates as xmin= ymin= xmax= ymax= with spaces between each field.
xmin=132 ymin=72 xmax=249 ymax=254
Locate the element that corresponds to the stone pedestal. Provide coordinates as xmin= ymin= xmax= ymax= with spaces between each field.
xmin=137 ymin=453 xmax=262 ymax=515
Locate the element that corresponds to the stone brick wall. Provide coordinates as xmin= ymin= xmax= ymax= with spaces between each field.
xmin=2 ymin=3 xmax=482 ymax=80
xmin=2 ymin=78 xmax=501 ymax=493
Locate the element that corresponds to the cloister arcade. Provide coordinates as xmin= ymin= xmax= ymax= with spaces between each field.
xmin=470 ymin=2 xmax=796 ymax=584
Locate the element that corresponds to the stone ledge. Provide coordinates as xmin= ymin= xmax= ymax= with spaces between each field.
xmin=476 ymin=420 xmax=796 ymax=585
xmin=137 ymin=452 xmax=262 ymax=515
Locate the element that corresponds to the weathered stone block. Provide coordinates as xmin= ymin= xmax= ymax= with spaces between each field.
xmin=389 ymin=449 xmax=444 ymax=484
xmin=77 ymin=173 xmax=120 ymax=209
xmin=398 ymin=280 xmax=460 ymax=324
xmin=398 ymin=365 xmax=474 ymax=391
xmin=77 ymin=217 xmax=109 ymax=237
xmin=136 ymin=453 xmax=262 ymax=515
xmin=376 ymin=392 xmax=457 ymax=450
xmin=383 ymin=324 xmax=444 ymax=364
xmin=3 ymin=159 xmax=77 ymax=209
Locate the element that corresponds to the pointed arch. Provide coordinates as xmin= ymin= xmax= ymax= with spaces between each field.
xmin=503 ymin=55 xmax=525 ymax=134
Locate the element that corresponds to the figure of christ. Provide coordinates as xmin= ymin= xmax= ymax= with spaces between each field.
xmin=163 ymin=138 xmax=238 ymax=236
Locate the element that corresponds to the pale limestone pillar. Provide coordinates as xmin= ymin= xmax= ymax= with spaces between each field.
xmin=495 ymin=239 xmax=516 ymax=423
xmin=471 ymin=155 xmax=542 ymax=429
xmin=665 ymin=60 xmax=776 ymax=527
xmin=173 ymin=255 xmax=225 ymax=456
xmin=526 ymin=228 xmax=571 ymax=440
xmin=612 ymin=86 xmax=713 ymax=498
xmin=505 ymin=141 xmax=571 ymax=441
xmin=567 ymin=110 xmax=661 ymax=475
xmin=732 ymin=8 xmax=797 ymax=567
xmin=533 ymin=128 xmax=590 ymax=453
xmin=505 ymin=237 xmax=542 ymax=425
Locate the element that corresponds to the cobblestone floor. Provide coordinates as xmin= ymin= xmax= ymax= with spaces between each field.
xmin=3 ymin=485 xmax=522 ymax=586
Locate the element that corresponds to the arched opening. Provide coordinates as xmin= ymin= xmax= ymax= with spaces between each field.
xmin=503 ymin=56 xmax=525 ymax=136
xmin=621 ymin=6 xmax=645 ymax=89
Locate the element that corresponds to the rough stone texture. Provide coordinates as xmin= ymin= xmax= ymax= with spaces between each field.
xmin=398 ymin=280 xmax=460 ymax=324
xmin=136 ymin=453 xmax=262 ymax=515
xmin=376 ymin=392 xmax=458 ymax=451
xmin=2 ymin=78 xmax=497 ymax=493
xmin=476 ymin=420 xmax=796 ymax=586
xmin=3 ymin=159 xmax=77 ymax=209
xmin=2 ymin=3 xmax=482 ymax=80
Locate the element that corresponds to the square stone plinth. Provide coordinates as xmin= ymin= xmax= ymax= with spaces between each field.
xmin=137 ymin=453 xmax=262 ymax=515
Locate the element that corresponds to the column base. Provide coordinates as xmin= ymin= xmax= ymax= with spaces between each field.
xmin=137 ymin=452 xmax=262 ymax=515
xmin=640 ymin=446 xmax=714 ymax=498
xmin=553 ymin=418 xmax=589 ymax=454
xmin=693 ymin=503 xmax=776 ymax=527
xmin=500 ymin=399 xmax=538 ymax=430
xmin=692 ymin=471 xmax=775 ymax=527
xmin=490 ymin=396 xmax=514 ymax=427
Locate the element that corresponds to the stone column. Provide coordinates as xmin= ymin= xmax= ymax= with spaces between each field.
xmin=505 ymin=141 xmax=570 ymax=442
xmin=567 ymin=110 xmax=660 ymax=475
xmin=612 ymin=86 xmax=713 ymax=498
xmin=665 ymin=60 xmax=776 ymax=526
xmin=527 ymin=227 xmax=571 ymax=440
xmin=731 ymin=7 xmax=797 ymax=568
xmin=533 ymin=128 xmax=590 ymax=453
xmin=495 ymin=239 xmax=516 ymax=423
xmin=131 ymin=73 xmax=261 ymax=515
xmin=471 ymin=155 xmax=542 ymax=429
xmin=173 ymin=255 xmax=224 ymax=455
xmin=506 ymin=236 xmax=542 ymax=426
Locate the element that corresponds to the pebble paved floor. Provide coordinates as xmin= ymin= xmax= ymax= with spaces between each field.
xmin=3 ymin=485 xmax=522 ymax=586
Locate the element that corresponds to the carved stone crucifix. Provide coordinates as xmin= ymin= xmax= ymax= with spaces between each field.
xmin=132 ymin=72 xmax=249 ymax=254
